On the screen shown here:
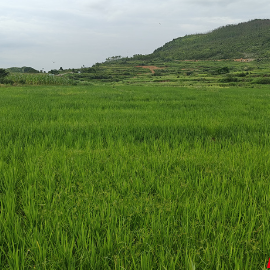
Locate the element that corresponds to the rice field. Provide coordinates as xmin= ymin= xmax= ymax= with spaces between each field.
xmin=0 ymin=84 xmax=270 ymax=269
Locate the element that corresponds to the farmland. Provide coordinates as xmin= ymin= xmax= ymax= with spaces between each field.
xmin=3 ymin=58 xmax=270 ymax=87
xmin=1 ymin=83 xmax=270 ymax=269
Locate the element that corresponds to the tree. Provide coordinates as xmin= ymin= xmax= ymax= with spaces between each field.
xmin=217 ymin=67 xmax=230 ymax=74
xmin=48 ymin=69 xmax=59 ymax=75
xmin=0 ymin=68 xmax=9 ymax=82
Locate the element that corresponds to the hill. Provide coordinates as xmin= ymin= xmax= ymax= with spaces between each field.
xmin=7 ymin=66 xmax=39 ymax=73
xmin=132 ymin=19 xmax=270 ymax=61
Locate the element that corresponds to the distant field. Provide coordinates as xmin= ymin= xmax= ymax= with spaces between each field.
xmin=5 ymin=59 xmax=270 ymax=87
xmin=1 ymin=85 xmax=270 ymax=269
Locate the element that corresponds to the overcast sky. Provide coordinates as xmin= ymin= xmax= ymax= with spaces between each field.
xmin=0 ymin=0 xmax=269 ymax=71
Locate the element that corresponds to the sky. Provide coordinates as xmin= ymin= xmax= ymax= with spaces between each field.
xmin=0 ymin=0 xmax=269 ymax=71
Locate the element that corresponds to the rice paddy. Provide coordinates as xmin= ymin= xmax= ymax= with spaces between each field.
xmin=0 ymin=84 xmax=270 ymax=269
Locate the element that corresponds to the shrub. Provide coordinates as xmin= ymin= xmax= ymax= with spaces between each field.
xmin=210 ymin=67 xmax=230 ymax=75
xmin=219 ymin=74 xmax=238 ymax=83
xmin=0 ymin=68 xmax=9 ymax=83
xmin=253 ymin=77 xmax=270 ymax=84
xmin=217 ymin=67 xmax=230 ymax=74
xmin=236 ymin=72 xmax=248 ymax=77
xmin=48 ymin=69 xmax=59 ymax=75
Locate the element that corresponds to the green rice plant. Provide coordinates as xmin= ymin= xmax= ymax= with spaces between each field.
xmin=0 ymin=85 xmax=270 ymax=269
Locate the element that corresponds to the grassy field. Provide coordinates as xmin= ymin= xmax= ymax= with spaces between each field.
xmin=1 ymin=84 xmax=270 ymax=269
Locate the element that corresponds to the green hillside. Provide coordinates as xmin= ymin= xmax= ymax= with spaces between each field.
xmin=138 ymin=19 xmax=270 ymax=61
xmin=7 ymin=66 xmax=39 ymax=73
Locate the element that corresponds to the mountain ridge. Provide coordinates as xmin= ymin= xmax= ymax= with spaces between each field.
xmin=131 ymin=19 xmax=270 ymax=62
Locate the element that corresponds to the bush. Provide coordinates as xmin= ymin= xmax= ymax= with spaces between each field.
xmin=2 ymin=79 xmax=14 ymax=85
xmin=0 ymin=68 xmax=9 ymax=83
xmin=82 ymin=68 xmax=96 ymax=73
xmin=253 ymin=77 xmax=270 ymax=84
xmin=48 ymin=69 xmax=59 ymax=75
xmin=219 ymin=74 xmax=238 ymax=83
xmin=217 ymin=67 xmax=230 ymax=74
xmin=210 ymin=67 xmax=230 ymax=75
xmin=236 ymin=72 xmax=248 ymax=77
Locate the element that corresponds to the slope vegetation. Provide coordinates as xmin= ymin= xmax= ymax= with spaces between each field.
xmin=141 ymin=19 xmax=270 ymax=61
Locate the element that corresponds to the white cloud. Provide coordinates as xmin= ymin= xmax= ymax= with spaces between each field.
xmin=0 ymin=0 xmax=269 ymax=71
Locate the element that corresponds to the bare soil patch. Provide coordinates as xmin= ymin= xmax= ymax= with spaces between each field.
xmin=136 ymin=66 xmax=164 ymax=74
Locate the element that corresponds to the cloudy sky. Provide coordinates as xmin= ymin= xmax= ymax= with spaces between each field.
xmin=0 ymin=0 xmax=269 ymax=71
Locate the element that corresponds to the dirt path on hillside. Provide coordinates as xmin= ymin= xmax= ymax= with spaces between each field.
xmin=136 ymin=66 xmax=165 ymax=74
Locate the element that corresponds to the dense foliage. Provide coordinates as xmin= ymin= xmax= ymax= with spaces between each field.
xmin=0 ymin=68 xmax=9 ymax=83
xmin=133 ymin=19 xmax=270 ymax=61
xmin=7 ymin=66 xmax=39 ymax=73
